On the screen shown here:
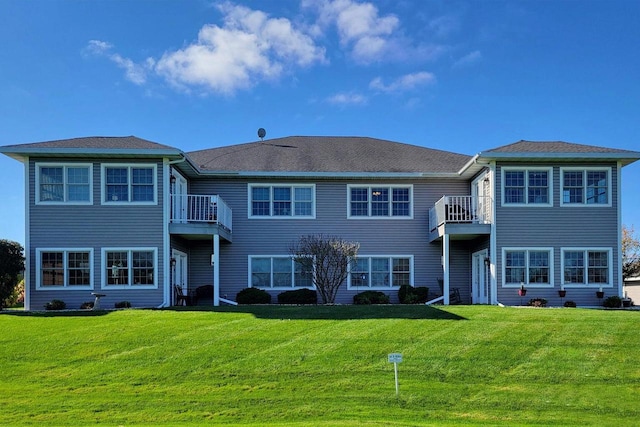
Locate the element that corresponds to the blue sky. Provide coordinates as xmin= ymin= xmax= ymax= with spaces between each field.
xmin=1 ymin=0 xmax=639 ymax=245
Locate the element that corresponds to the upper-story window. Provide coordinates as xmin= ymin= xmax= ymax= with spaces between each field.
xmin=101 ymin=164 xmax=157 ymax=204
xmin=561 ymin=168 xmax=610 ymax=206
xmin=502 ymin=168 xmax=552 ymax=206
xmin=249 ymin=184 xmax=315 ymax=218
xmin=348 ymin=185 xmax=412 ymax=218
xmin=36 ymin=163 xmax=92 ymax=204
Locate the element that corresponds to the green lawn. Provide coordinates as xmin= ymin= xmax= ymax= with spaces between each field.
xmin=1 ymin=305 xmax=638 ymax=426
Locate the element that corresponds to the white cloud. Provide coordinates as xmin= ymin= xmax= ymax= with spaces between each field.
xmin=453 ymin=50 xmax=482 ymax=68
xmin=369 ymin=72 xmax=436 ymax=93
xmin=326 ymin=92 xmax=367 ymax=105
xmin=84 ymin=40 xmax=151 ymax=85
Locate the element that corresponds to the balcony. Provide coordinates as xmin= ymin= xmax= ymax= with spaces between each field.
xmin=169 ymin=194 xmax=232 ymax=241
xmin=429 ymin=195 xmax=492 ymax=242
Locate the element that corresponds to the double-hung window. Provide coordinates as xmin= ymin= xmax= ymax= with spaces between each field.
xmin=249 ymin=184 xmax=315 ymax=218
xmin=562 ymin=248 xmax=611 ymax=286
xmin=502 ymin=168 xmax=552 ymax=206
xmin=102 ymin=164 xmax=156 ymax=204
xmin=348 ymin=185 xmax=412 ymax=218
xmin=37 ymin=249 xmax=93 ymax=289
xmin=561 ymin=168 xmax=610 ymax=206
xmin=503 ymin=248 xmax=553 ymax=287
xmin=348 ymin=256 xmax=412 ymax=288
xmin=103 ymin=248 xmax=157 ymax=288
xmin=36 ymin=164 xmax=92 ymax=204
xmin=249 ymin=256 xmax=313 ymax=288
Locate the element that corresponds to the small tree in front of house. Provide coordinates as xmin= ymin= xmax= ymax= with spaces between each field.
xmin=0 ymin=239 xmax=25 ymax=310
xmin=290 ymin=234 xmax=360 ymax=304
xmin=623 ymin=225 xmax=640 ymax=280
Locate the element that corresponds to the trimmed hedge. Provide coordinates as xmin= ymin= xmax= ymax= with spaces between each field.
xmin=603 ymin=295 xmax=622 ymax=308
xmin=237 ymin=287 xmax=272 ymax=304
xmin=277 ymin=289 xmax=317 ymax=304
xmin=398 ymin=285 xmax=429 ymax=304
xmin=353 ymin=291 xmax=390 ymax=305
xmin=115 ymin=301 xmax=132 ymax=309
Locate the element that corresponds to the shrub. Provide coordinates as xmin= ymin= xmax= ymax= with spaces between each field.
xmin=603 ymin=295 xmax=622 ymax=308
xmin=278 ymin=289 xmax=317 ymax=304
xmin=398 ymin=285 xmax=429 ymax=304
xmin=564 ymin=300 xmax=577 ymax=308
xmin=115 ymin=301 xmax=132 ymax=309
xmin=353 ymin=291 xmax=390 ymax=305
xmin=44 ymin=299 xmax=66 ymax=310
xmin=237 ymin=287 xmax=271 ymax=304
xmin=527 ymin=298 xmax=547 ymax=307
xmin=80 ymin=301 xmax=94 ymax=310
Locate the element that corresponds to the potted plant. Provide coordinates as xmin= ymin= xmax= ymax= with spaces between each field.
xmin=558 ymin=286 xmax=566 ymax=298
xmin=596 ymin=287 xmax=604 ymax=299
xmin=518 ymin=284 xmax=527 ymax=297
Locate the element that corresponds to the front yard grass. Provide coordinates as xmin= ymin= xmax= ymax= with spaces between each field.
xmin=1 ymin=305 xmax=638 ymax=426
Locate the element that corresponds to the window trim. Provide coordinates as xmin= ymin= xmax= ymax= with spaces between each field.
xmin=560 ymin=167 xmax=612 ymax=207
xmin=247 ymin=184 xmax=316 ymax=219
xmin=347 ymin=255 xmax=414 ymax=290
xmin=248 ymin=255 xmax=315 ymax=290
xmin=501 ymin=167 xmax=553 ymax=207
xmin=347 ymin=185 xmax=414 ymax=219
xmin=101 ymin=247 xmax=158 ymax=290
xmin=560 ymin=247 xmax=613 ymax=288
xmin=501 ymin=247 xmax=554 ymax=288
xmin=36 ymin=248 xmax=94 ymax=290
xmin=100 ymin=164 xmax=157 ymax=205
xmin=35 ymin=163 xmax=93 ymax=205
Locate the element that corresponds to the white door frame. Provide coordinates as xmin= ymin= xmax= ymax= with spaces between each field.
xmin=472 ymin=249 xmax=489 ymax=304
xmin=172 ymin=249 xmax=188 ymax=304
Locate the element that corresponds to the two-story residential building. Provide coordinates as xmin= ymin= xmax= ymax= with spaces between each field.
xmin=1 ymin=136 xmax=638 ymax=310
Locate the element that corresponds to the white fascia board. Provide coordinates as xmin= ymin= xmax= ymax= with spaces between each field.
xmin=478 ymin=151 xmax=640 ymax=166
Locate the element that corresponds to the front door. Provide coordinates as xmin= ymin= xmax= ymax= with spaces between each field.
xmin=472 ymin=249 xmax=489 ymax=304
xmin=172 ymin=249 xmax=188 ymax=304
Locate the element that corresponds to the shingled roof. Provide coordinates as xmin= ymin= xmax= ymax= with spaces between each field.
xmin=485 ymin=140 xmax=636 ymax=154
xmin=0 ymin=136 xmax=176 ymax=151
xmin=187 ymin=136 xmax=472 ymax=174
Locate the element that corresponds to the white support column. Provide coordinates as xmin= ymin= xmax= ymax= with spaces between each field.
xmin=213 ymin=234 xmax=220 ymax=306
xmin=443 ymin=234 xmax=450 ymax=305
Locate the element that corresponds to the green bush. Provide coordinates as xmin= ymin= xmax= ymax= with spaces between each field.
xmin=237 ymin=287 xmax=271 ymax=304
xmin=603 ymin=295 xmax=622 ymax=308
xmin=353 ymin=291 xmax=390 ymax=305
xmin=115 ymin=301 xmax=132 ymax=309
xmin=80 ymin=301 xmax=94 ymax=309
xmin=44 ymin=299 xmax=66 ymax=310
xmin=398 ymin=285 xmax=429 ymax=304
xmin=278 ymin=289 xmax=317 ymax=304
xmin=527 ymin=298 xmax=547 ymax=307
xmin=564 ymin=300 xmax=577 ymax=308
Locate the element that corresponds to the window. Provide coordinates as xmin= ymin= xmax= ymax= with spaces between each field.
xmin=250 ymin=256 xmax=313 ymax=288
xmin=37 ymin=249 xmax=93 ymax=289
xmin=502 ymin=168 xmax=551 ymax=206
xmin=561 ymin=168 xmax=610 ymax=206
xmin=348 ymin=256 xmax=412 ymax=288
xmin=102 ymin=164 xmax=156 ymax=204
xmin=562 ymin=248 xmax=611 ymax=286
xmin=36 ymin=164 xmax=92 ymax=204
xmin=503 ymin=248 xmax=553 ymax=287
xmin=249 ymin=184 xmax=315 ymax=218
xmin=348 ymin=185 xmax=412 ymax=218
xmin=103 ymin=248 xmax=157 ymax=288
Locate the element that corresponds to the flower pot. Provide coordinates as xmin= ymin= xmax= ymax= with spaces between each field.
xmin=558 ymin=290 xmax=566 ymax=298
xmin=518 ymin=289 xmax=527 ymax=297
xmin=596 ymin=291 xmax=604 ymax=299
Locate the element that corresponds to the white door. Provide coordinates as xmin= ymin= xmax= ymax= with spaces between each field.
xmin=472 ymin=249 xmax=489 ymax=304
xmin=472 ymin=174 xmax=491 ymax=224
xmin=171 ymin=171 xmax=188 ymax=223
xmin=172 ymin=249 xmax=188 ymax=303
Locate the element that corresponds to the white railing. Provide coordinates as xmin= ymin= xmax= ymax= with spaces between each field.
xmin=429 ymin=195 xmax=491 ymax=231
xmin=171 ymin=194 xmax=232 ymax=232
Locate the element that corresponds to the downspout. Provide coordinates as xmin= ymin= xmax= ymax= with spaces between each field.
xmin=23 ymin=157 xmax=31 ymax=311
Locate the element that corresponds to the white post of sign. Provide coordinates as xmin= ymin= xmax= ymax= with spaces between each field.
xmin=388 ymin=353 xmax=403 ymax=397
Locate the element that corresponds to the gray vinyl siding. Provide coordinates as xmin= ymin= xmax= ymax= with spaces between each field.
xmin=494 ymin=162 xmax=620 ymax=306
xmin=27 ymin=158 xmax=166 ymax=309
xmin=187 ymin=177 xmax=471 ymax=304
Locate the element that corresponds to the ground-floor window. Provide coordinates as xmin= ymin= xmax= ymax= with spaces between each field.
xmin=249 ymin=256 xmax=313 ymax=289
xmin=502 ymin=248 xmax=553 ymax=287
xmin=37 ymin=249 xmax=93 ymax=289
xmin=348 ymin=256 xmax=412 ymax=289
xmin=561 ymin=248 xmax=611 ymax=287
xmin=102 ymin=248 xmax=157 ymax=289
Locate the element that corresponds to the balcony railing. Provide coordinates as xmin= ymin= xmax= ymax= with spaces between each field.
xmin=171 ymin=194 xmax=232 ymax=232
xmin=429 ymin=195 xmax=491 ymax=232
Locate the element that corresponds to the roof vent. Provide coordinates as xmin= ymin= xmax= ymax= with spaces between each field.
xmin=257 ymin=128 xmax=266 ymax=141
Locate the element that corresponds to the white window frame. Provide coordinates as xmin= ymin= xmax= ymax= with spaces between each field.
xmin=35 ymin=163 xmax=93 ymax=205
xmin=248 ymin=184 xmax=316 ymax=219
xmin=101 ymin=247 xmax=158 ymax=289
xmin=560 ymin=167 xmax=611 ymax=207
xmin=101 ymin=164 xmax=157 ymax=205
xmin=36 ymin=248 xmax=94 ymax=290
xmin=248 ymin=256 xmax=315 ymax=290
xmin=560 ymin=247 xmax=613 ymax=288
xmin=501 ymin=167 xmax=553 ymax=207
xmin=347 ymin=185 xmax=413 ymax=219
xmin=347 ymin=255 xmax=414 ymax=289
xmin=502 ymin=247 xmax=554 ymax=288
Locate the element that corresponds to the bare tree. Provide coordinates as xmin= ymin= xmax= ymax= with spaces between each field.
xmin=623 ymin=225 xmax=640 ymax=280
xmin=289 ymin=234 xmax=360 ymax=304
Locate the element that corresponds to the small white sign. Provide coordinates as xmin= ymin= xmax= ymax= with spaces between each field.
xmin=388 ymin=353 xmax=403 ymax=363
